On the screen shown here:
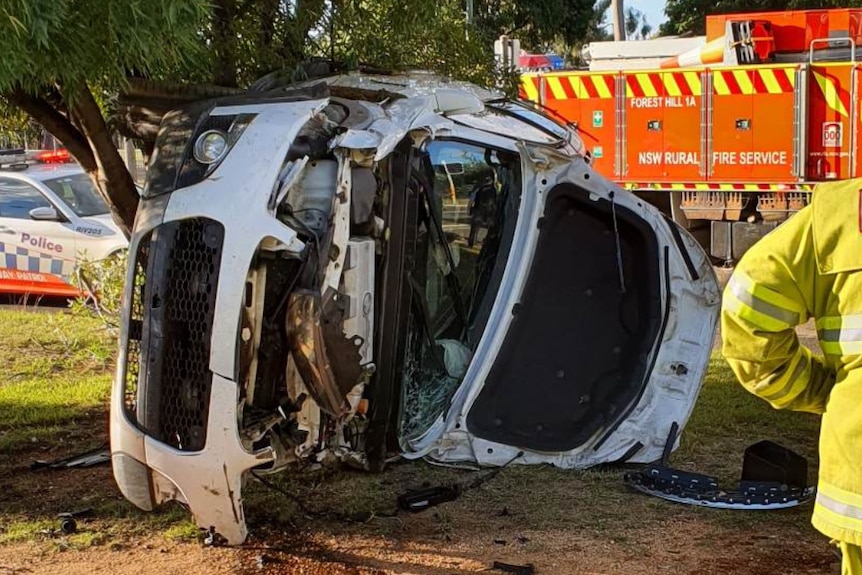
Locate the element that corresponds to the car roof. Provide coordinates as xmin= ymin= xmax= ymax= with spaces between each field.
xmin=0 ymin=163 xmax=85 ymax=182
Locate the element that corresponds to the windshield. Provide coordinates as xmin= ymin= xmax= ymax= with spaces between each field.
xmin=399 ymin=139 xmax=522 ymax=443
xmin=42 ymin=174 xmax=110 ymax=217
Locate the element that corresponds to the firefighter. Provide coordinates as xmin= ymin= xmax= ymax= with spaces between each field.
xmin=721 ymin=178 xmax=862 ymax=574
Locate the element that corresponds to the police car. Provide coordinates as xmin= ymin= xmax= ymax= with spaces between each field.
xmin=0 ymin=160 xmax=128 ymax=297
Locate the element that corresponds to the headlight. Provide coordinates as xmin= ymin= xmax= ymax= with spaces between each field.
xmin=144 ymin=109 xmax=257 ymax=199
xmin=193 ymin=130 xmax=229 ymax=164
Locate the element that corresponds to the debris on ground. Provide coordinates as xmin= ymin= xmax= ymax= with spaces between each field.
xmin=396 ymin=484 xmax=461 ymax=512
xmin=625 ymin=427 xmax=814 ymax=510
xmin=492 ymin=561 xmax=536 ymax=575
xmin=31 ymin=445 xmax=110 ymax=470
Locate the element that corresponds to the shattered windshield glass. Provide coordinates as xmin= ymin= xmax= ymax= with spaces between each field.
xmin=399 ymin=140 xmax=522 ymax=442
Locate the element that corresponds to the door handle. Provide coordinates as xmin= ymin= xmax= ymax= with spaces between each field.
xmin=0 ymin=225 xmax=15 ymax=234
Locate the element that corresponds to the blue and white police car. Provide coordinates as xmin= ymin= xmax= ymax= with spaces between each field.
xmin=0 ymin=159 xmax=128 ymax=297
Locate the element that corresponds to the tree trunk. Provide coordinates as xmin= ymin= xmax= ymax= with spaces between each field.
xmin=212 ymin=0 xmax=239 ymax=87
xmin=67 ymin=85 xmax=139 ymax=236
xmin=6 ymin=88 xmax=97 ymax=172
xmin=9 ymin=85 xmax=141 ymax=237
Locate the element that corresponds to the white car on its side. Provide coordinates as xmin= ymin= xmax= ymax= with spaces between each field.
xmin=111 ymin=73 xmax=721 ymax=544
xmin=0 ymin=163 xmax=128 ymax=297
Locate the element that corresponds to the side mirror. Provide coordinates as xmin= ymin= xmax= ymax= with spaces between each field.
xmin=29 ymin=206 xmax=61 ymax=221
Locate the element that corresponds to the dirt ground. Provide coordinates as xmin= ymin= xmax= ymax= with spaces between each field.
xmin=0 ymin=528 xmax=840 ymax=575
xmin=0 ymin=419 xmax=839 ymax=575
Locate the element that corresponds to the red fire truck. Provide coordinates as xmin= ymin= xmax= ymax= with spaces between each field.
xmin=520 ymin=9 xmax=861 ymax=262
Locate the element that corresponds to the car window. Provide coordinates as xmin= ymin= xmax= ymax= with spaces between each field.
xmin=399 ymin=139 xmax=522 ymax=441
xmin=0 ymin=178 xmax=53 ymax=219
xmin=453 ymin=100 xmax=585 ymax=155
xmin=42 ymin=174 xmax=110 ymax=217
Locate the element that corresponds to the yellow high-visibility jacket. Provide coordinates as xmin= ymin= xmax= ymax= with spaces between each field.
xmin=722 ymin=178 xmax=862 ymax=546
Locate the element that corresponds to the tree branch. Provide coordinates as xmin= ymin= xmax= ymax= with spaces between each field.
xmin=5 ymin=88 xmax=96 ymax=172
xmin=235 ymin=0 xmax=257 ymax=20
xmin=66 ymin=83 xmax=138 ymax=233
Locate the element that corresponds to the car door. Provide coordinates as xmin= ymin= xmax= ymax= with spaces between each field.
xmin=395 ymin=134 xmax=721 ymax=470
xmin=0 ymin=177 xmax=79 ymax=295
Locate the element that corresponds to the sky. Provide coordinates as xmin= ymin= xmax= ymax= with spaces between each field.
xmin=627 ymin=0 xmax=667 ymax=34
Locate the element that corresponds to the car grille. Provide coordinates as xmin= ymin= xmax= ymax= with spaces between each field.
xmin=126 ymin=218 xmax=224 ymax=452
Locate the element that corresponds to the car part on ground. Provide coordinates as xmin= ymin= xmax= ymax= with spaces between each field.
xmin=625 ymin=428 xmax=814 ymax=509
xmin=31 ymin=444 xmax=111 ymax=470
xmin=56 ymin=509 xmax=92 ymax=535
xmin=397 ymin=484 xmax=462 ymax=512
xmin=397 ymin=450 xmax=522 ymax=512
xmin=111 ymin=71 xmax=721 ymax=544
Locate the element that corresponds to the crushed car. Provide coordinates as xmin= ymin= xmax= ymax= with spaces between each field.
xmin=110 ymin=72 xmax=721 ymax=544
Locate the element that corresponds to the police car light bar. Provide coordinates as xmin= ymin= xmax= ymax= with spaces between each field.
xmin=35 ymin=149 xmax=71 ymax=164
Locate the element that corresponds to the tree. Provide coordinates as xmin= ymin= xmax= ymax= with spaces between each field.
xmin=625 ymin=7 xmax=653 ymax=40
xmin=114 ymin=0 xmax=500 ymax=147
xmin=661 ymin=0 xmax=862 ymax=36
xmin=0 ymin=99 xmax=42 ymax=149
xmin=0 ymin=1 xmax=210 ymax=234
xmin=472 ymin=0 xmax=597 ymax=52
xmin=206 ymin=0 xmax=329 ymax=88
xmin=2 ymin=0 xmax=603 ymax=234
xmin=327 ymin=0 xmax=494 ymax=83
xmin=587 ymin=0 xmax=614 ymax=43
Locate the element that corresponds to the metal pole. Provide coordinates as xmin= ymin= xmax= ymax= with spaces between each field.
xmin=501 ymin=35 xmax=509 ymax=71
xmin=611 ymin=0 xmax=626 ymax=41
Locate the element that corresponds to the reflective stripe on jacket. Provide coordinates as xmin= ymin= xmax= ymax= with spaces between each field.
xmin=721 ymin=178 xmax=862 ymax=547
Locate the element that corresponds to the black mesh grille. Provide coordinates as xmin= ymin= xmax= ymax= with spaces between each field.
xmin=138 ymin=218 xmax=224 ymax=452
xmin=124 ymin=233 xmax=151 ymax=417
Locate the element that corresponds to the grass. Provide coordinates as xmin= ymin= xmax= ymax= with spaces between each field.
xmin=0 ymin=307 xmax=206 ymax=549
xmin=0 ymin=309 xmax=114 ymax=454
xmin=0 ymin=307 xmax=824 ymax=559
xmin=0 ymin=519 xmax=56 ymax=544
xmin=680 ymin=356 xmax=821 ymax=484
